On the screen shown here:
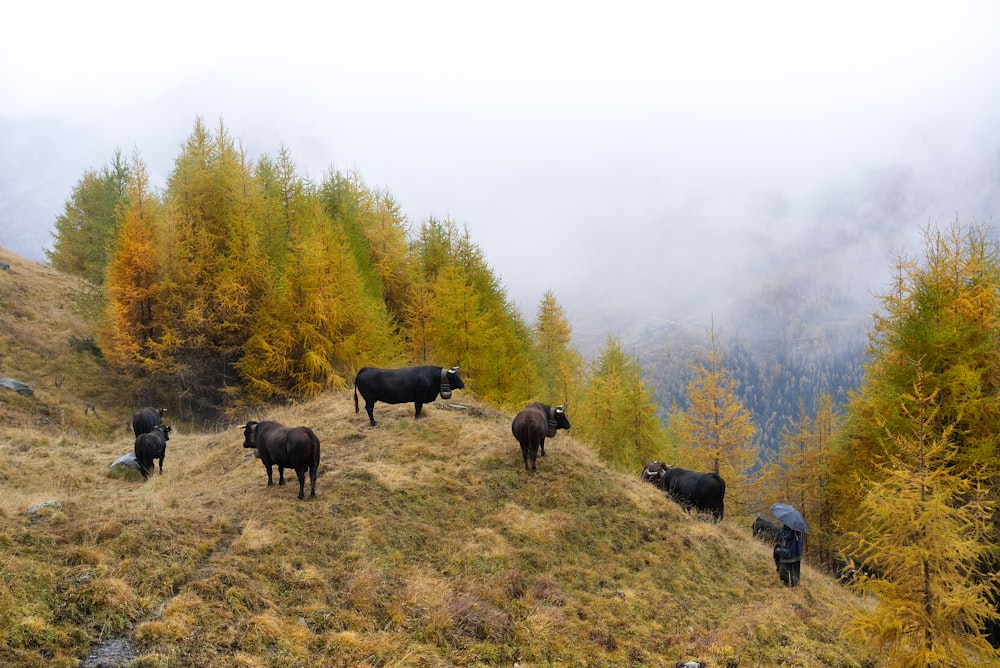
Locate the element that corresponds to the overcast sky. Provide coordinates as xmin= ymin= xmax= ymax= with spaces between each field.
xmin=3 ymin=2 xmax=1000 ymax=346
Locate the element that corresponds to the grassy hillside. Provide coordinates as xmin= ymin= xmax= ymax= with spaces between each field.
xmin=0 ymin=246 xmax=131 ymax=437
xmin=0 ymin=248 xmax=876 ymax=667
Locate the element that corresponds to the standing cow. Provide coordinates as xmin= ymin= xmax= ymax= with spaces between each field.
xmin=135 ymin=424 xmax=171 ymax=480
xmin=511 ymin=402 xmax=570 ymax=472
xmin=644 ymin=462 xmax=726 ymax=522
xmin=354 ymin=365 xmax=464 ymax=426
xmin=131 ymin=407 xmax=166 ymax=435
xmin=243 ymin=420 xmax=321 ymax=499
xmin=525 ymin=402 xmax=570 ymax=458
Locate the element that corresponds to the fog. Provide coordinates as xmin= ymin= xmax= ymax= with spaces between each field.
xmin=3 ymin=2 xmax=1000 ymax=350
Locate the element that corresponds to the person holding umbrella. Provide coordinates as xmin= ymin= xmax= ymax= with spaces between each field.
xmin=771 ymin=503 xmax=808 ymax=586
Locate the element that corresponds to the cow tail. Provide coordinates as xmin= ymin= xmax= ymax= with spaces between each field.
xmin=353 ymin=384 xmax=359 ymax=413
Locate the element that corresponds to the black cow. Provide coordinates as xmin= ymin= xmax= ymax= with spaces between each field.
xmin=354 ymin=365 xmax=464 ymax=427
xmin=511 ymin=402 xmax=569 ymax=472
xmin=640 ymin=461 xmax=669 ymax=488
xmin=131 ymin=407 xmax=166 ymax=435
xmin=752 ymin=516 xmax=780 ymax=543
xmin=524 ymin=402 xmax=570 ymax=458
xmin=243 ymin=420 xmax=320 ymax=499
xmin=135 ymin=424 xmax=171 ymax=480
xmin=657 ymin=464 xmax=726 ymax=522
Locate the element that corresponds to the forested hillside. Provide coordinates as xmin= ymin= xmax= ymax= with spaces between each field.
xmin=38 ymin=117 xmax=1000 ymax=664
xmin=636 ymin=266 xmax=869 ymax=456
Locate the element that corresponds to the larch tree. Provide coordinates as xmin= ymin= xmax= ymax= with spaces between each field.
xmin=676 ymin=321 xmax=757 ymax=515
xmin=840 ymin=366 xmax=998 ymax=666
xmin=574 ymin=334 xmax=666 ymax=472
xmin=533 ymin=290 xmax=584 ymax=407
xmin=100 ymin=156 xmax=163 ymax=384
xmin=829 ymin=222 xmax=1000 ymax=662
xmin=156 ymin=118 xmax=260 ymax=417
xmin=766 ymin=394 xmax=838 ymax=566
xmin=48 ymin=149 xmax=129 ymax=286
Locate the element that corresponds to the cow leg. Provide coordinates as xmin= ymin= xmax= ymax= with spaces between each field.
xmin=365 ymin=401 xmax=377 ymax=427
xmin=264 ymin=463 xmax=274 ymax=486
xmin=309 ymin=465 xmax=318 ymax=498
xmin=278 ymin=466 xmax=286 ymax=486
xmin=294 ymin=466 xmax=306 ymax=500
xmin=158 ymin=457 xmax=164 ymax=474
xmin=539 ymin=438 xmax=546 ymax=457
xmin=414 ymin=402 xmax=423 ymax=418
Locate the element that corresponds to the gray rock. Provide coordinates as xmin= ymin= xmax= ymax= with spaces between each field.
xmin=111 ymin=453 xmax=141 ymax=471
xmin=0 ymin=377 xmax=33 ymax=396
xmin=26 ymin=500 xmax=62 ymax=515
xmin=81 ymin=636 xmax=137 ymax=667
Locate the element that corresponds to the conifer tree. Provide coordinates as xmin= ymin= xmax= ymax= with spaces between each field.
xmin=156 ymin=118 xmax=263 ymax=416
xmin=533 ymin=290 xmax=583 ymax=406
xmin=240 ymin=162 xmax=402 ymax=403
xmin=830 ymin=224 xmax=1000 ymax=540
xmin=575 ymin=334 xmax=666 ymax=472
xmin=320 ymin=170 xmax=414 ymax=322
xmin=841 ymin=366 xmax=998 ymax=666
xmin=48 ymin=149 xmax=129 ymax=285
xmin=676 ymin=321 xmax=757 ymax=514
xmin=766 ymin=394 xmax=838 ymax=566
xmin=100 ymin=156 xmax=162 ymax=382
xmin=829 ymin=222 xmax=1000 ymax=662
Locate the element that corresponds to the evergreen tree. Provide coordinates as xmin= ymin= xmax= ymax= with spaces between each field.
xmin=156 ymin=118 xmax=261 ymax=417
xmin=533 ymin=290 xmax=583 ymax=406
xmin=100 ymin=156 xmax=163 ymax=389
xmin=48 ymin=149 xmax=129 ymax=285
xmin=575 ymin=334 xmax=666 ymax=472
xmin=766 ymin=394 xmax=838 ymax=566
xmin=676 ymin=321 xmax=757 ymax=515
xmin=841 ymin=366 xmax=998 ymax=666
xmin=830 ymin=222 xmax=1000 ymax=662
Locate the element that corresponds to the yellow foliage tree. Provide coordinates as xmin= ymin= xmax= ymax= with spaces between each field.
xmin=764 ymin=394 xmax=838 ymax=566
xmin=841 ymin=367 xmax=998 ymax=666
xmin=101 ymin=156 xmax=162 ymax=380
xmin=574 ymin=334 xmax=666 ymax=472
xmin=533 ymin=290 xmax=583 ymax=407
xmin=676 ymin=321 xmax=757 ymax=516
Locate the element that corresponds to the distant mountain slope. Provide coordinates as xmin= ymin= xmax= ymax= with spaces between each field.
xmin=634 ymin=252 xmax=870 ymax=455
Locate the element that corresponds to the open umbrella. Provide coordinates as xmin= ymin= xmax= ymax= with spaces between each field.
xmin=771 ymin=503 xmax=809 ymax=533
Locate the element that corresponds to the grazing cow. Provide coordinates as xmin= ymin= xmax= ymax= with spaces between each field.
xmin=524 ymin=402 xmax=570 ymax=457
xmin=131 ymin=407 xmax=166 ymax=435
xmin=752 ymin=516 xmax=781 ymax=543
xmin=511 ymin=402 xmax=569 ymax=472
xmin=640 ymin=461 xmax=669 ymax=488
xmin=658 ymin=464 xmax=726 ymax=522
xmin=135 ymin=424 xmax=171 ymax=480
xmin=354 ymin=365 xmax=464 ymax=427
xmin=242 ymin=420 xmax=320 ymax=499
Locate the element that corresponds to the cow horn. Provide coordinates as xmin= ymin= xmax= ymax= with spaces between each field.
xmin=449 ymin=364 xmax=461 ymax=373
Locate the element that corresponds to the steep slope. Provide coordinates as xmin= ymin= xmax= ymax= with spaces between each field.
xmin=0 ymin=248 xmax=873 ymax=666
xmin=0 ymin=388 xmax=874 ymax=667
xmin=0 ymin=246 xmax=130 ymax=437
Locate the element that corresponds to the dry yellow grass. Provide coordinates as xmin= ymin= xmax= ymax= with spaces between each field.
xmin=0 ymin=248 xmax=878 ymax=667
